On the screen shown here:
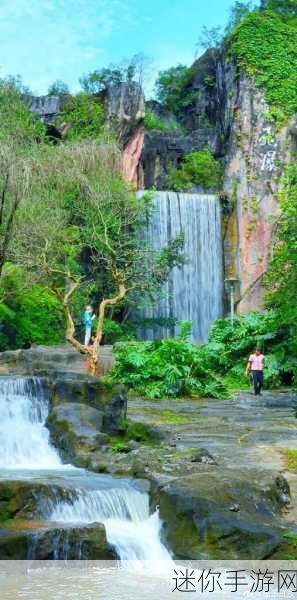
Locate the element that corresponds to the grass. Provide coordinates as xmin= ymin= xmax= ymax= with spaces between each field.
xmin=283 ymin=449 xmax=297 ymax=472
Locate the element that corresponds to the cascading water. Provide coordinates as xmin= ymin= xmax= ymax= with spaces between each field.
xmin=50 ymin=486 xmax=171 ymax=562
xmin=138 ymin=191 xmax=224 ymax=342
xmin=0 ymin=376 xmax=171 ymax=562
xmin=0 ymin=377 xmax=62 ymax=469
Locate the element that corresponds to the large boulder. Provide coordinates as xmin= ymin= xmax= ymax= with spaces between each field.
xmin=28 ymin=523 xmax=115 ymax=560
xmin=0 ymin=523 xmax=115 ymax=560
xmin=157 ymin=471 xmax=289 ymax=559
xmin=0 ymin=480 xmax=72 ymax=521
xmin=46 ymin=403 xmax=109 ymax=465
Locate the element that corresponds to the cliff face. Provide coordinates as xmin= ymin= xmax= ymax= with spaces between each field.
xmin=134 ymin=50 xmax=297 ymax=313
xmin=26 ymin=56 xmax=296 ymax=314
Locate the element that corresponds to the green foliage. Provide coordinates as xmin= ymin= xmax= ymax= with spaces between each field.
xmin=203 ymin=310 xmax=293 ymax=388
xmin=230 ymin=10 xmax=297 ymax=125
xmin=284 ymin=449 xmax=297 ymax=471
xmin=48 ymin=80 xmax=70 ymax=96
xmin=57 ymin=92 xmax=105 ymax=140
xmin=80 ymin=55 xmax=148 ymax=93
xmin=143 ymin=109 xmax=180 ymax=132
xmin=102 ymin=318 xmax=136 ymax=344
xmin=155 ymin=65 xmax=198 ymax=115
xmin=167 ymin=148 xmax=222 ymax=190
xmin=109 ymin=325 xmax=228 ymax=399
xmin=260 ymin=0 xmax=297 ymax=16
xmin=265 ymin=162 xmax=297 ymax=381
xmin=0 ymin=267 xmax=64 ymax=350
xmin=0 ymin=77 xmax=46 ymax=145
xmin=143 ymin=109 xmax=168 ymax=131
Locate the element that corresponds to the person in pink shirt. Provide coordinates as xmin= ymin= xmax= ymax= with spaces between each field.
xmin=245 ymin=348 xmax=265 ymax=396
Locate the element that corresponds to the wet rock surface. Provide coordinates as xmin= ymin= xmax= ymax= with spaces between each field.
xmin=0 ymin=522 xmax=114 ymax=560
xmin=99 ymin=389 xmax=297 ymax=559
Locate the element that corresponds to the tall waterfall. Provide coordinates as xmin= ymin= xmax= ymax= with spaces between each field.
xmin=138 ymin=191 xmax=224 ymax=342
xmin=0 ymin=377 xmax=62 ymax=469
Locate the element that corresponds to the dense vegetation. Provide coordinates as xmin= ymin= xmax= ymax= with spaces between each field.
xmin=230 ymin=8 xmax=297 ymax=125
xmin=109 ymin=311 xmax=294 ymax=398
xmin=167 ymin=149 xmax=222 ymax=191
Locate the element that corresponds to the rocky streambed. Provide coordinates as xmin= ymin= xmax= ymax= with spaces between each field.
xmin=0 ymin=346 xmax=297 ymax=560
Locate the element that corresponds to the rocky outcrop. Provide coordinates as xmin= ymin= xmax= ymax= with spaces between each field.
xmin=223 ymin=74 xmax=295 ymax=312
xmin=0 ymin=344 xmax=114 ymax=376
xmin=157 ymin=471 xmax=289 ymax=559
xmin=122 ymin=125 xmax=145 ymax=186
xmin=0 ymin=522 xmax=114 ymax=560
xmin=23 ymin=94 xmax=67 ymax=125
xmin=103 ymin=82 xmax=145 ymax=143
xmin=46 ymin=403 xmax=109 ymax=464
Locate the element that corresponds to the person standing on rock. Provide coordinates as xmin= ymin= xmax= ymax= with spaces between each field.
xmin=83 ymin=305 xmax=95 ymax=347
xmin=245 ymin=348 xmax=265 ymax=396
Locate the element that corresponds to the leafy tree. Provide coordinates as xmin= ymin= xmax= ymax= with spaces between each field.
xmin=225 ymin=1 xmax=254 ymax=34
xmin=14 ymin=140 xmax=184 ymax=373
xmin=48 ymin=80 xmax=70 ymax=96
xmin=155 ymin=65 xmax=196 ymax=114
xmin=260 ymin=0 xmax=297 ymax=16
xmin=80 ymin=54 xmax=150 ymax=94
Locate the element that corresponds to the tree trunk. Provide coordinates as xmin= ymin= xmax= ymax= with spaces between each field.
xmin=89 ymin=283 xmax=127 ymax=376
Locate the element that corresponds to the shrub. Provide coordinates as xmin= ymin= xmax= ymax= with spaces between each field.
xmin=57 ymin=92 xmax=105 ymax=140
xmin=109 ymin=326 xmax=228 ymax=400
xmin=167 ymin=148 xmax=222 ymax=190
xmin=143 ymin=109 xmax=168 ymax=131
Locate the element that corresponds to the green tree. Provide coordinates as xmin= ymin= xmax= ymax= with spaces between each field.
xmin=260 ymin=0 xmax=297 ymax=16
xmin=14 ymin=140 xmax=184 ymax=372
xmin=48 ymin=80 xmax=70 ymax=95
xmin=155 ymin=65 xmax=196 ymax=114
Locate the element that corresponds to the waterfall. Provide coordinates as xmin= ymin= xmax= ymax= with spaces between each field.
xmin=50 ymin=486 xmax=171 ymax=562
xmin=0 ymin=377 xmax=62 ymax=469
xmin=138 ymin=191 xmax=223 ymax=342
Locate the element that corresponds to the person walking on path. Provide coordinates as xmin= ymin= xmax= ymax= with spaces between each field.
xmin=245 ymin=348 xmax=265 ymax=396
xmin=83 ymin=305 xmax=95 ymax=347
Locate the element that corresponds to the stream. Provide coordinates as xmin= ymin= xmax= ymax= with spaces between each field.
xmin=0 ymin=377 xmax=171 ymax=565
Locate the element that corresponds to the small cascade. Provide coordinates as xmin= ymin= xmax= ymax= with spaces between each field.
xmin=0 ymin=376 xmax=171 ymax=562
xmin=50 ymin=486 xmax=171 ymax=562
xmin=138 ymin=191 xmax=224 ymax=342
xmin=0 ymin=377 xmax=62 ymax=469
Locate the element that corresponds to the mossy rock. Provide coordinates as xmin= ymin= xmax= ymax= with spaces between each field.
xmin=157 ymin=471 xmax=289 ymax=559
xmin=46 ymin=402 xmax=109 ymax=463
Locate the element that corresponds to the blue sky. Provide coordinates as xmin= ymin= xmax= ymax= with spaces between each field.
xmin=0 ymin=0 xmax=236 ymax=96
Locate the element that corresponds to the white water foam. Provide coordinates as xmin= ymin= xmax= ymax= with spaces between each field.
xmin=50 ymin=487 xmax=172 ymax=562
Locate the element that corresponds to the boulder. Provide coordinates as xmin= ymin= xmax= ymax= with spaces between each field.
xmin=46 ymin=403 xmax=109 ymax=464
xmin=28 ymin=523 xmax=115 ymax=560
xmin=0 ymin=480 xmax=72 ymax=521
xmin=157 ymin=471 xmax=289 ymax=559
xmin=0 ymin=523 xmax=115 ymax=560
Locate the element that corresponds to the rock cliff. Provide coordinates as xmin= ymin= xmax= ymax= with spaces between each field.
xmin=25 ymin=48 xmax=297 ymax=313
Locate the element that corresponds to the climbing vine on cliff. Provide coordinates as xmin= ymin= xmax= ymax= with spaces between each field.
xmin=230 ymin=10 xmax=297 ymax=125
